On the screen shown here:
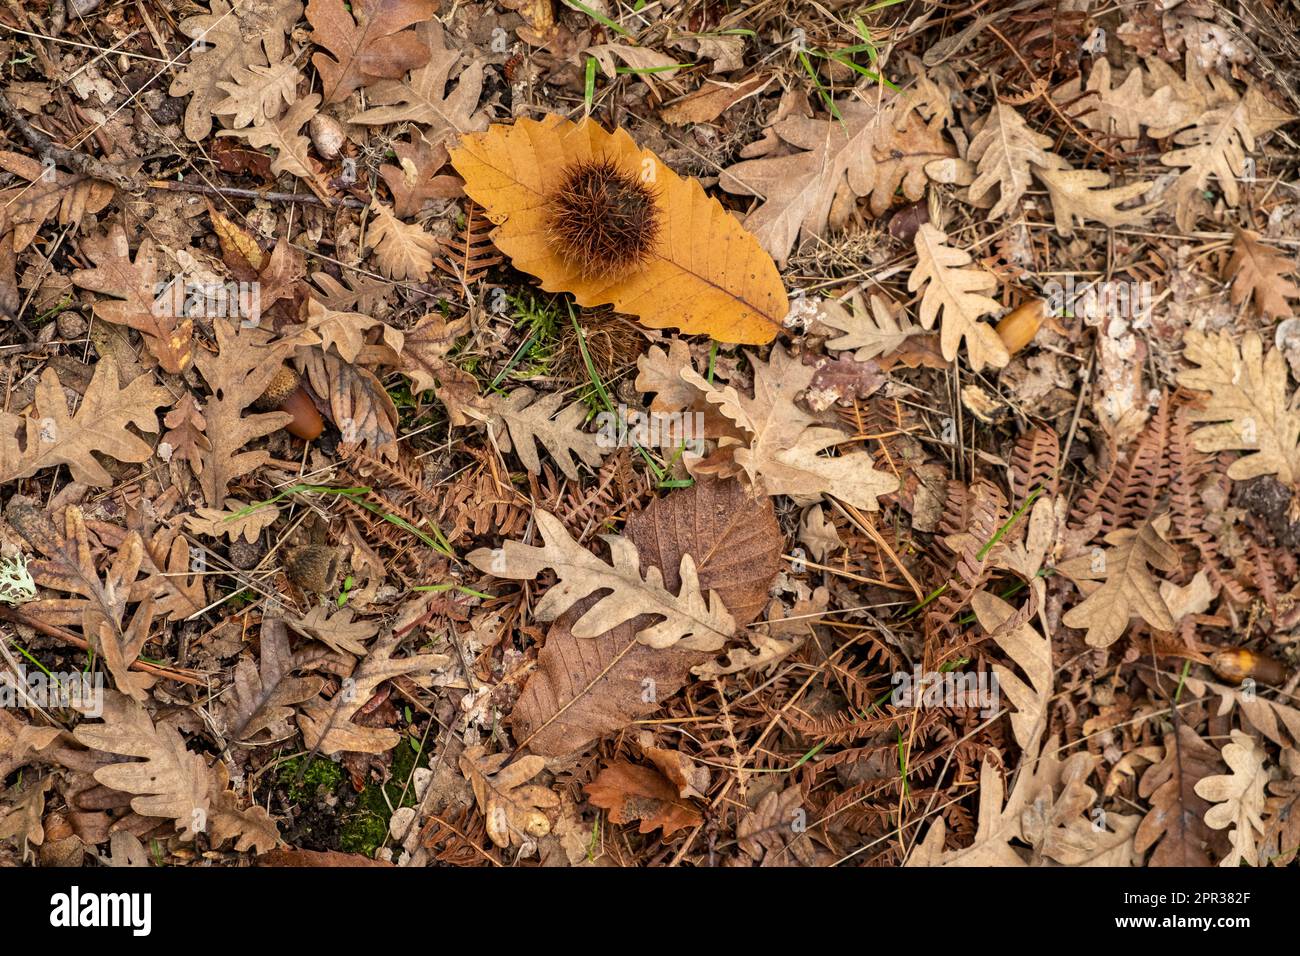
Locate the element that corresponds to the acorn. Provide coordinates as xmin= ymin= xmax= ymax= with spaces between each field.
xmin=1210 ymin=648 xmax=1290 ymax=686
xmin=255 ymin=365 xmax=323 ymax=441
xmin=547 ymin=157 xmax=662 ymax=279
xmin=996 ymin=297 xmax=1045 ymax=356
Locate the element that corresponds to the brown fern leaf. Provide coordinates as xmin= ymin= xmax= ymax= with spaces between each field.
xmin=926 ymin=479 xmax=1011 ymax=632
xmin=419 ymin=806 xmax=500 ymax=866
xmin=432 ymin=449 xmax=532 ymax=544
xmin=1244 ymin=533 xmax=1283 ymax=610
xmin=1009 ymin=425 xmax=1060 ymax=504
xmin=435 ymin=201 xmax=502 ymax=288
xmin=1070 ymin=396 xmax=1170 ymax=538
xmin=1169 ymin=403 xmax=1250 ymax=604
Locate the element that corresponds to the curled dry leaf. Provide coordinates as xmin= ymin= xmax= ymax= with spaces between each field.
xmin=459 ymin=745 xmax=559 ymax=848
xmin=585 ymin=762 xmax=702 ymax=836
xmin=451 ymin=115 xmax=786 ymax=345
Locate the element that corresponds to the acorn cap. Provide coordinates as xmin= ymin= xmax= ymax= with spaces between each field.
xmin=255 ymin=365 xmax=301 ymax=411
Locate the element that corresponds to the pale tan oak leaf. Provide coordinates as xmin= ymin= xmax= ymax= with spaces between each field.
xmin=1194 ymin=729 xmax=1271 ymax=867
xmin=908 ymin=223 xmax=1009 ymax=371
xmin=468 ymin=509 xmax=736 ymax=652
xmin=966 ymin=102 xmax=1063 ymax=219
xmin=1175 ymin=329 xmax=1300 ymax=485
xmin=1059 ymin=516 xmax=1179 ymax=648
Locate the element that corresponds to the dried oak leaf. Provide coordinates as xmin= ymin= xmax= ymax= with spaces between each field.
xmin=291 ymin=605 xmax=378 ymax=657
xmin=184 ymin=502 xmax=279 ymax=543
xmin=297 ymin=630 xmax=447 ymax=754
xmin=972 ymin=590 xmax=1051 ymax=752
xmin=585 ymin=762 xmax=701 ymax=836
xmin=219 ymin=95 xmax=329 ymax=200
xmin=679 ymin=344 xmax=899 ymax=509
xmin=1159 ymin=79 xmax=1293 ymax=230
xmin=72 ymin=691 xmax=212 ymax=840
xmin=207 ymin=760 xmax=281 ymax=853
xmin=0 ymin=151 xmax=113 ymax=252
xmin=9 ymin=504 xmax=158 ymax=701
xmin=349 ymin=20 xmax=487 ymax=143
xmin=379 ymin=133 xmax=463 ymax=217
xmin=398 ymin=312 xmax=478 ymax=426
xmin=909 ymin=223 xmax=1009 ymax=371
xmin=1135 ymin=724 xmax=1224 ymax=867
xmin=213 ymin=55 xmax=301 ymax=128
xmin=220 ymin=616 xmax=325 ymax=744
xmin=297 ymin=345 xmax=400 ymax=458
xmin=192 ymin=320 xmax=297 ymax=507
xmin=160 ymin=393 xmax=210 ymax=478
xmin=1175 ymin=329 xmax=1300 ymax=485
xmin=737 ymin=785 xmax=821 ymax=865
xmin=507 ymin=478 xmax=781 ymax=759
xmin=367 ymin=201 xmax=436 ymax=281
xmin=451 ymin=114 xmax=786 ymax=345
xmin=468 ymin=509 xmax=736 ymax=651
xmin=718 ymin=97 xmax=953 ymax=265
xmin=459 ymin=745 xmax=559 ymax=848
xmin=910 ymin=745 xmax=1139 ymax=866
xmin=1034 ymin=166 xmax=1154 ymax=238
xmin=482 ymin=386 xmax=605 ymax=481
xmin=0 ymin=363 xmax=168 ymax=487
xmin=1194 ymin=729 xmax=1271 ymax=867
xmin=967 ymin=102 xmax=1063 ymax=219
xmin=169 ymin=0 xmax=302 ymax=142
xmin=1226 ymin=227 xmax=1300 ymax=320
xmin=71 ymin=224 xmax=194 ymax=374
xmin=305 ymin=296 xmax=404 ymax=364
xmin=1059 ymin=516 xmax=1179 ymax=648
xmin=308 ymin=0 xmax=437 ymax=105
xmin=818 ymin=293 xmax=922 ymax=362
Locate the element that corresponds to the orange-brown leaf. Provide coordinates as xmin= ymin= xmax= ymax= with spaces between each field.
xmin=585 ymin=762 xmax=702 ymax=836
xmin=450 ymin=115 xmax=786 ymax=345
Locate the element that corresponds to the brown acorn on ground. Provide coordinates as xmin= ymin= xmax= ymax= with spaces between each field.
xmin=255 ymin=365 xmax=323 ymax=441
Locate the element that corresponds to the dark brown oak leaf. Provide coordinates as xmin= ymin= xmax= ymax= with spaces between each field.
xmin=308 ymin=0 xmax=437 ymax=104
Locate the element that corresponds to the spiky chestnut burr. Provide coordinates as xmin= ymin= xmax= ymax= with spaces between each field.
xmin=254 ymin=365 xmax=323 ymax=441
xmin=547 ymin=157 xmax=662 ymax=279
